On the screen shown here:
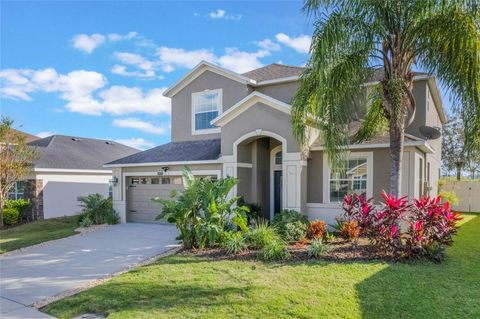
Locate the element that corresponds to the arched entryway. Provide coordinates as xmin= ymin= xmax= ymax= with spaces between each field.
xmin=231 ymin=130 xmax=286 ymax=220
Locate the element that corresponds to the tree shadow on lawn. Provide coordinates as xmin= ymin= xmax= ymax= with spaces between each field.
xmin=356 ymin=214 xmax=480 ymax=319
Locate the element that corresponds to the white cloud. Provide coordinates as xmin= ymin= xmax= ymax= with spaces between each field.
xmin=114 ymin=138 xmax=155 ymax=150
xmin=112 ymin=52 xmax=156 ymax=78
xmin=113 ymin=118 xmax=168 ymax=135
xmin=107 ymin=32 xmax=138 ymax=42
xmin=156 ymin=47 xmax=217 ymax=72
xmin=36 ymin=131 xmax=56 ymax=138
xmin=256 ymin=39 xmax=281 ymax=52
xmin=115 ymin=52 xmax=154 ymax=71
xmin=207 ymin=9 xmax=242 ymax=21
xmin=0 ymin=68 xmax=107 ymax=115
xmin=218 ymin=48 xmax=269 ymax=73
xmin=72 ymin=32 xmax=139 ymax=53
xmin=156 ymin=46 xmax=271 ymax=73
xmin=275 ymin=33 xmax=311 ymax=54
xmin=99 ymin=86 xmax=171 ymax=115
xmin=209 ymin=9 xmax=226 ymax=19
xmin=0 ymin=68 xmax=171 ymax=116
xmin=72 ymin=34 xmax=106 ymax=53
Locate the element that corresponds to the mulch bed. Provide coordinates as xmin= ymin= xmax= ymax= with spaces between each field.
xmin=183 ymin=238 xmax=396 ymax=263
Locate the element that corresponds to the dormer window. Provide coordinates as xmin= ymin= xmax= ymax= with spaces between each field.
xmin=192 ymin=89 xmax=222 ymax=134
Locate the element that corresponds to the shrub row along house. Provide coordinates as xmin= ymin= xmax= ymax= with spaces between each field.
xmin=9 ymin=134 xmax=137 ymax=220
xmin=105 ymin=61 xmax=446 ymax=224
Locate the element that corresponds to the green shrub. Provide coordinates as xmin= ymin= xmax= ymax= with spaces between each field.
xmin=246 ymin=220 xmax=281 ymax=249
xmin=77 ymin=194 xmax=119 ymax=225
xmin=154 ymin=167 xmax=248 ymax=249
xmin=273 ymin=209 xmax=308 ymax=225
xmin=283 ymin=220 xmax=308 ymax=242
xmin=3 ymin=207 xmax=20 ymax=225
xmin=261 ymin=240 xmax=290 ymax=261
xmin=78 ymin=214 xmax=93 ymax=228
xmin=272 ymin=209 xmax=309 ymax=242
xmin=324 ymin=231 xmax=336 ymax=243
xmin=4 ymin=198 xmax=32 ymax=221
xmin=308 ymin=239 xmax=330 ymax=258
xmin=439 ymin=190 xmax=459 ymax=206
xmin=221 ymin=232 xmax=247 ymax=254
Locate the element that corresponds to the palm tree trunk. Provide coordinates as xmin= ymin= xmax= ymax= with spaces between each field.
xmin=389 ymin=121 xmax=405 ymax=197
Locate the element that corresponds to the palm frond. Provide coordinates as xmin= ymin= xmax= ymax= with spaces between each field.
xmin=353 ymin=86 xmax=388 ymax=143
xmin=292 ymin=8 xmax=375 ymax=168
xmin=414 ymin=4 xmax=480 ymax=156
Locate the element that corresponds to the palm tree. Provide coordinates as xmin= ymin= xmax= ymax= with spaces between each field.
xmin=292 ymin=0 xmax=479 ymax=197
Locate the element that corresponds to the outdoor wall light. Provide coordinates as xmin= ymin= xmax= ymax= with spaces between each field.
xmin=109 ymin=176 xmax=118 ymax=186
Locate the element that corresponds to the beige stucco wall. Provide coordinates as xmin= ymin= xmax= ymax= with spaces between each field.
xmin=406 ymin=80 xmax=428 ymax=138
xmin=171 ymin=70 xmax=253 ymax=142
xmin=220 ymin=102 xmax=300 ymax=155
xmin=256 ymin=82 xmax=298 ymax=104
xmin=405 ymin=80 xmax=443 ymax=194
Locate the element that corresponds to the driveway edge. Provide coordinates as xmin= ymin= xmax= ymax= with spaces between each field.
xmin=1 ymin=224 xmax=111 ymax=257
xmin=34 ymin=245 xmax=182 ymax=310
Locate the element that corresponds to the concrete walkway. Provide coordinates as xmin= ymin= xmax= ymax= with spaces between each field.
xmin=0 ymin=223 xmax=179 ymax=318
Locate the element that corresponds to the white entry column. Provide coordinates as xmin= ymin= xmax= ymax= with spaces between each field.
xmin=222 ymin=155 xmax=237 ymax=201
xmin=283 ymin=152 xmax=307 ymax=212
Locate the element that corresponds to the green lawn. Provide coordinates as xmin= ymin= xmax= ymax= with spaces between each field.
xmin=44 ymin=214 xmax=480 ymax=319
xmin=0 ymin=216 xmax=80 ymax=253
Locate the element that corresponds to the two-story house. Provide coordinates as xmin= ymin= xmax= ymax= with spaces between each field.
xmin=105 ymin=61 xmax=446 ymax=224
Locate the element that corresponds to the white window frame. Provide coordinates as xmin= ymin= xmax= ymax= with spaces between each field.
xmin=191 ymin=88 xmax=222 ymax=135
xmin=8 ymin=181 xmax=26 ymax=200
xmin=322 ymin=152 xmax=373 ymax=203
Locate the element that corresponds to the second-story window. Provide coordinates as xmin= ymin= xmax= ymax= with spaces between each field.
xmin=192 ymin=89 xmax=222 ymax=133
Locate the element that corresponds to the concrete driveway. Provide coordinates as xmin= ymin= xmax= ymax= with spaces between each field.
xmin=0 ymin=223 xmax=179 ymax=318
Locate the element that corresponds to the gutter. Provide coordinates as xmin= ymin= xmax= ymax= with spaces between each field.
xmin=103 ymin=159 xmax=222 ymax=168
xmin=310 ymin=140 xmax=434 ymax=153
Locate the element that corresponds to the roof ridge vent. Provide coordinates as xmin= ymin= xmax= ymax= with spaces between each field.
xmin=106 ymin=141 xmax=115 ymax=145
xmin=71 ymin=137 xmax=82 ymax=141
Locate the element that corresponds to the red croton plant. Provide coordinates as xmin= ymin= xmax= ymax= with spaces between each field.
xmin=342 ymin=191 xmax=462 ymax=262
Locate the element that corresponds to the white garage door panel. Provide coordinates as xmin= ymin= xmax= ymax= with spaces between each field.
xmin=127 ymin=177 xmax=183 ymax=223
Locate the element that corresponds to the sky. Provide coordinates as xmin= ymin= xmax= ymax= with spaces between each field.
xmin=1 ymin=1 xmax=314 ymax=150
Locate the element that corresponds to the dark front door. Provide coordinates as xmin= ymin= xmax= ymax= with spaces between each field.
xmin=274 ymin=170 xmax=282 ymax=215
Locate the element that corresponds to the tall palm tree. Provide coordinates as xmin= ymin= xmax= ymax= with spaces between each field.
xmin=292 ymin=0 xmax=479 ymax=197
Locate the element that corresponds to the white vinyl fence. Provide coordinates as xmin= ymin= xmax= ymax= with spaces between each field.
xmin=440 ymin=181 xmax=480 ymax=213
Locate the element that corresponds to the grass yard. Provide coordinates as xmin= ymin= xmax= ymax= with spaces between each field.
xmin=44 ymin=214 xmax=480 ymax=319
xmin=0 ymin=216 xmax=80 ymax=253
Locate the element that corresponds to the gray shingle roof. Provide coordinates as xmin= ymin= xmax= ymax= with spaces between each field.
xmin=29 ymin=135 xmax=139 ymax=170
xmin=106 ymin=139 xmax=221 ymax=165
xmin=242 ymin=63 xmax=431 ymax=83
xmin=243 ymin=64 xmax=304 ymax=82
xmin=311 ymin=121 xmax=420 ymax=148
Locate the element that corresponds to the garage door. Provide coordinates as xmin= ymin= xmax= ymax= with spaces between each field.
xmin=126 ymin=176 xmax=184 ymax=223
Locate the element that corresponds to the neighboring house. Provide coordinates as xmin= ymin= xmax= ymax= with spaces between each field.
xmin=12 ymin=129 xmax=41 ymax=143
xmin=105 ymin=61 xmax=446 ymax=224
xmin=9 ymin=135 xmax=138 ymax=219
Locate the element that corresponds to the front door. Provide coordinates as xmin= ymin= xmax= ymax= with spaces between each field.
xmin=274 ymin=170 xmax=282 ymax=215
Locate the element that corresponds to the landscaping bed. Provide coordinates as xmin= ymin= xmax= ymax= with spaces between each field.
xmin=187 ymin=238 xmax=386 ymax=262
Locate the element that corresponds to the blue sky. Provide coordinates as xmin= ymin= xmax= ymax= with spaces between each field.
xmin=1 ymin=1 xmax=314 ymax=149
